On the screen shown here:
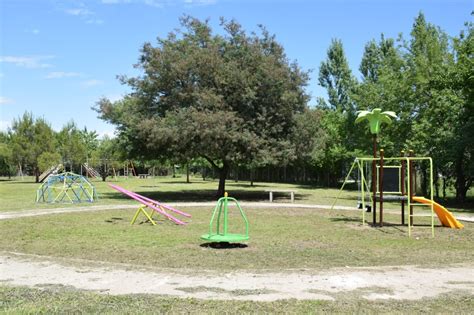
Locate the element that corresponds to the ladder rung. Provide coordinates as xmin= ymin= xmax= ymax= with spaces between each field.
xmin=409 ymin=214 xmax=434 ymax=217
xmin=410 ymin=204 xmax=432 ymax=207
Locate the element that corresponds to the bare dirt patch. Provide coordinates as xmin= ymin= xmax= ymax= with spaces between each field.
xmin=1 ymin=252 xmax=473 ymax=302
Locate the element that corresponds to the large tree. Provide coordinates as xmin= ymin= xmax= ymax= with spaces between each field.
xmin=0 ymin=132 xmax=15 ymax=178
xmin=96 ymin=17 xmax=309 ymax=196
xmin=80 ymin=127 xmax=99 ymax=160
xmin=353 ymin=13 xmax=472 ymax=200
xmin=355 ymin=35 xmax=410 ymax=155
xmin=317 ymin=39 xmax=359 ymax=185
xmin=56 ymin=121 xmax=87 ymax=171
xmin=10 ymin=112 xmax=56 ymax=182
xmin=446 ymin=19 xmax=473 ymax=201
xmin=89 ymin=136 xmax=121 ymax=181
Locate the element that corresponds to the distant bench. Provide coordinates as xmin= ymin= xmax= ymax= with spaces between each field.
xmin=265 ymin=189 xmax=297 ymax=203
xmin=138 ymin=174 xmax=150 ymax=179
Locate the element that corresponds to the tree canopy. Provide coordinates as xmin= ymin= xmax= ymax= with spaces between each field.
xmin=96 ymin=16 xmax=310 ymax=196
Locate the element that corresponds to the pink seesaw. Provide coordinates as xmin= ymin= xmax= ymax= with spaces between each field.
xmin=109 ymin=184 xmax=191 ymax=226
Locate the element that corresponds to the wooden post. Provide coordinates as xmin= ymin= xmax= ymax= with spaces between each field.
xmin=400 ymin=150 xmax=406 ymax=225
xmin=372 ymin=135 xmax=377 ymax=226
xmin=379 ymin=149 xmax=384 ymax=227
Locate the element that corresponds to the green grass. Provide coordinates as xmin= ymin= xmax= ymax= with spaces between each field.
xmin=1 ymin=176 xmax=472 ymax=214
xmin=1 ymin=176 xmax=473 ymax=312
xmin=1 ymin=285 xmax=473 ymax=314
xmin=0 ymin=175 xmax=363 ymax=212
xmin=0 ymin=206 xmax=472 ymax=270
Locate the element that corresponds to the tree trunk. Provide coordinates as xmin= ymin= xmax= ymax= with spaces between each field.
xmin=372 ymin=135 xmax=377 ymax=226
xmin=250 ymin=168 xmax=254 ymax=187
xmin=442 ymin=176 xmax=446 ymax=199
xmin=455 ymin=154 xmax=468 ymax=203
xmin=186 ymin=162 xmax=190 ymax=183
xmin=434 ymin=169 xmax=440 ymax=199
xmin=435 ymin=178 xmax=440 ymax=199
xmin=420 ymin=166 xmax=427 ymax=197
xmin=216 ymin=162 xmax=230 ymax=197
xmin=101 ymin=163 xmax=107 ymax=182
xmin=35 ymin=167 xmax=39 ymax=183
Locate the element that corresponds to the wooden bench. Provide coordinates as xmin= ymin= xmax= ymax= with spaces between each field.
xmin=265 ymin=189 xmax=297 ymax=203
xmin=138 ymin=174 xmax=149 ymax=179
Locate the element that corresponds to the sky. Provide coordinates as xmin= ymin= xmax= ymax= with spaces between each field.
xmin=0 ymin=0 xmax=472 ymax=137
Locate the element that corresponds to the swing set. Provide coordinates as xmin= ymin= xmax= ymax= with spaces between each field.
xmin=332 ymin=150 xmax=463 ymax=237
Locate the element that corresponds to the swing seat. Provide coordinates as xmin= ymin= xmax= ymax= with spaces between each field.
xmin=201 ymin=233 xmax=249 ymax=243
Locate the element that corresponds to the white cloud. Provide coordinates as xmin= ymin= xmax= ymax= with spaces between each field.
xmin=82 ymin=79 xmax=104 ymax=87
xmin=184 ymin=0 xmax=217 ymax=5
xmin=86 ymin=19 xmax=105 ymax=25
xmin=0 ymin=97 xmax=14 ymax=105
xmin=65 ymin=8 xmax=93 ymax=16
xmin=101 ymin=0 xmax=130 ymax=3
xmin=100 ymin=0 xmax=216 ymax=7
xmin=64 ymin=4 xmax=104 ymax=25
xmin=143 ymin=0 xmax=165 ymax=7
xmin=0 ymin=120 xmax=11 ymax=131
xmin=0 ymin=55 xmax=54 ymax=69
xmin=45 ymin=71 xmax=82 ymax=79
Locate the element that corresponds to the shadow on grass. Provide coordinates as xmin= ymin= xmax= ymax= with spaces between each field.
xmin=225 ymin=183 xmax=268 ymax=188
xmin=330 ymin=217 xmax=361 ymax=223
xmin=2 ymin=181 xmax=39 ymax=185
xmin=200 ymin=242 xmax=248 ymax=249
xmin=102 ymin=189 xmax=309 ymax=203
xmin=104 ymin=217 xmax=125 ymax=223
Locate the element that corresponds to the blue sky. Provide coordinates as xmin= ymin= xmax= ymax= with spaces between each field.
xmin=0 ymin=0 xmax=471 ymax=137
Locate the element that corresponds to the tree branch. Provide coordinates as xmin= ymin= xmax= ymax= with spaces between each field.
xmin=202 ymin=154 xmax=221 ymax=171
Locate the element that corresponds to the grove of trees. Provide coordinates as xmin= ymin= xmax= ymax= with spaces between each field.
xmin=0 ymin=113 xmax=122 ymax=182
xmin=1 ymin=13 xmax=472 ymax=201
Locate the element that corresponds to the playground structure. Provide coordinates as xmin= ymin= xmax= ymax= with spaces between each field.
xmin=201 ymin=192 xmax=249 ymax=243
xmin=82 ymin=163 xmax=101 ymax=179
xmin=124 ymin=161 xmax=137 ymax=177
xmin=36 ymin=172 xmax=97 ymax=203
xmin=38 ymin=164 xmax=63 ymax=183
xmin=109 ymin=184 xmax=191 ymax=225
xmin=332 ymin=150 xmax=464 ymax=237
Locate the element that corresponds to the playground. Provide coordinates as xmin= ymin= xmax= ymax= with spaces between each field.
xmin=0 ymin=174 xmax=473 ymax=313
xmin=1 ymin=107 xmax=473 ymax=311
xmin=2 ymin=0 xmax=473 ymax=310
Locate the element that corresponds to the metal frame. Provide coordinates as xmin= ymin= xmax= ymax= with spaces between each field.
xmin=36 ymin=172 xmax=98 ymax=203
xmin=332 ymin=156 xmax=434 ymax=237
xmin=201 ymin=192 xmax=249 ymax=242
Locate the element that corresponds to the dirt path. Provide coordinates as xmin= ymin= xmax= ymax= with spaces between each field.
xmin=3 ymin=202 xmax=473 ymax=222
xmin=0 ymin=202 xmax=355 ymax=221
xmin=1 ymin=252 xmax=473 ymax=301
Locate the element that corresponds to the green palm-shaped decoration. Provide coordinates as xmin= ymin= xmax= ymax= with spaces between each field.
xmin=356 ymin=108 xmax=397 ymax=227
xmin=355 ymin=108 xmax=397 ymax=135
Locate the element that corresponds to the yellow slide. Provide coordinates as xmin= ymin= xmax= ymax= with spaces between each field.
xmin=412 ymin=197 xmax=464 ymax=229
